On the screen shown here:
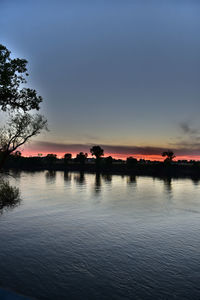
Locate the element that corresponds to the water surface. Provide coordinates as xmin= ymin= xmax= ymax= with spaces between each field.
xmin=0 ymin=171 xmax=200 ymax=299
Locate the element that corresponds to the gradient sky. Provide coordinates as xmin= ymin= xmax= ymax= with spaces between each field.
xmin=1 ymin=0 xmax=200 ymax=159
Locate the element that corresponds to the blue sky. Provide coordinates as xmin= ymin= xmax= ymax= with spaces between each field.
xmin=1 ymin=0 xmax=200 ymax=158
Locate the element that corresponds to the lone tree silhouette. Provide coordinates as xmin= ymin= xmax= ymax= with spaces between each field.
xmin=0 ymin=44 xmax=47 ymax=169
xmin=90 ymin=146 xmax=104 ymax=168
xmin=162 ymin=151 xmax=176 ymax=163
xmin=90 ymin=146 xmax=104 ymax=159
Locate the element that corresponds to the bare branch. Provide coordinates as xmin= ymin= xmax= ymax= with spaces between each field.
xmin=0 ymin=112 xmax=48 ymax=155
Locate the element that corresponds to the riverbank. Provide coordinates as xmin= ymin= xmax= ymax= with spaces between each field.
xmin=3 ymin=161 xmax=200 ymax=179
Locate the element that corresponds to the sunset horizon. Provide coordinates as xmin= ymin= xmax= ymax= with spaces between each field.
xmin=22 ymin=141 xmax=200 ymax=161
xmin=1 ymin=1 xmax=200 ymax=299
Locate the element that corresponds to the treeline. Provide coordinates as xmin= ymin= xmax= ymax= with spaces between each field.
xmin=3 ymin=146 xmax=200 ymax=177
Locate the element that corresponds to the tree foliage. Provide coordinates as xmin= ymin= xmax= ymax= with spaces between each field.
xmin=0 ymin=113 xmax=47 ymax=154
xmin=126 ymin=157 xmax=137 ymax=168
xmin=162 ymin=151 xmax=175 ymax=162
xmin=76 ymin=152 xmax=88 ymax=165
xmin=0 ymin=44 xmax=47 ymax=169
xmin=90 ymin=146 xmax=104 ymax=159
xmin=0 ymin=44 xmax=42 ymax=111
xmin=45 ymin=154 xmax=57 ymax=167
xmin=64 ymin=153 xmax=72 ymax=165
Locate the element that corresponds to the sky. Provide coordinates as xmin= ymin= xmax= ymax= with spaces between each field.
xmin=1 ymin=0 xmax=200 ymax=160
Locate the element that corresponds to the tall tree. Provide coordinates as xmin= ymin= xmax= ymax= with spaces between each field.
xmin=0 ymin=44 xmax=47 ymax=169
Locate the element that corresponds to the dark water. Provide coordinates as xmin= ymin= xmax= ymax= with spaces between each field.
xmin=0 ymin=171 xmax=200 ymax=299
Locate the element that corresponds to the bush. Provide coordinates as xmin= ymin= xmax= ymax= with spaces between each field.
xmin=0 ymin=179 xmax=20 ymax=210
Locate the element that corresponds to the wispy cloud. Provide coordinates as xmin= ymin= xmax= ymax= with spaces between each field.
xmin=180 ymin=122 xmax=199 ymax=136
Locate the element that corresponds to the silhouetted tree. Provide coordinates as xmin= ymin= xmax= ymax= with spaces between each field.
xmin=76 ymin=152 xmax=88 ymax=165
xmin=0 ymin=44 xmax=42 ymax=111
xmin=0 ymin=44 xmax=47 ymax=169
xmin=105 ymin=156 xmax=113 ymax=169
xmin=64 ymin=153 xmax=72 ymax=165
xmin=90 ymin=145 xmax=104 ymax=168
xmin=162 ymin=151 xmax=175 ymax=163
xmin=45 ymin=154 xmax=57 ymax=168
xmin=126 ymin=157 xmax=137 ymax=169
xmin=90 ymin=146 xmax=104 ymax=159
xmin=0 ymin=113 xmax=47 ymax=169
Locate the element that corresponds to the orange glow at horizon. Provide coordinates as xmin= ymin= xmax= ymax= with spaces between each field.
xmin=21 ymin=150 xmax=200 ymax=161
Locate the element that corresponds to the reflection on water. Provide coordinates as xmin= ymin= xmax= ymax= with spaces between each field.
xmin=0 ymin=180 xmax=21 ymax=214
xmin=0 ymin=171 xmax=200 ymax=300
xmin=64 ymin=171 xmax=72 ymax=183
xmin=94 ymin=172 xmax=101 ymax=194
xmin=0 ymin=196 xmax=20 ymax=214
xmin=45 ymin=170 xmax=56 ymax=183
xmin=163 ymin=177 xmax=172 ymax=194
xmin=191 ymin=176 xmax=200 ymax=186
xmin=102 ymin=174 xmax=112 ymax=183
xmin=127 ymin=175 xmax=137 ymax=186
xmin=74 ymin=172 xmax=85 ymax=185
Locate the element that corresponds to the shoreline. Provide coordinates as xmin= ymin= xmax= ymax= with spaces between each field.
xmin=3 ymin=163 xmax=200 ymax=179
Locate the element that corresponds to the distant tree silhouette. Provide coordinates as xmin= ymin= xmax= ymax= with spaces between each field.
xmin=162 ymin=151 xmax=175 ymax=163
xmin=76 ymin=152 xmax=88 ymax=165
xmin=64 ymin=153 xmax=72 ymax=165
xmin=45 ymin=154 xmax=57 ymax=168
xmin=105 ymin=156 xmax=113 ymax=168
xmin=14 ymin=151 xmax=22 ymax=157
xmin=90 ymin=146 xmax=104 ymax=159
xmin=126 ymin=157 xmax=137 ymax=169
xmin=90 ymin=146 xmax=104 ymax=168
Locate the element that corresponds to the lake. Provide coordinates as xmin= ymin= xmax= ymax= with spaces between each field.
xmin=0 ymin=171 xmax=200 ymax=299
